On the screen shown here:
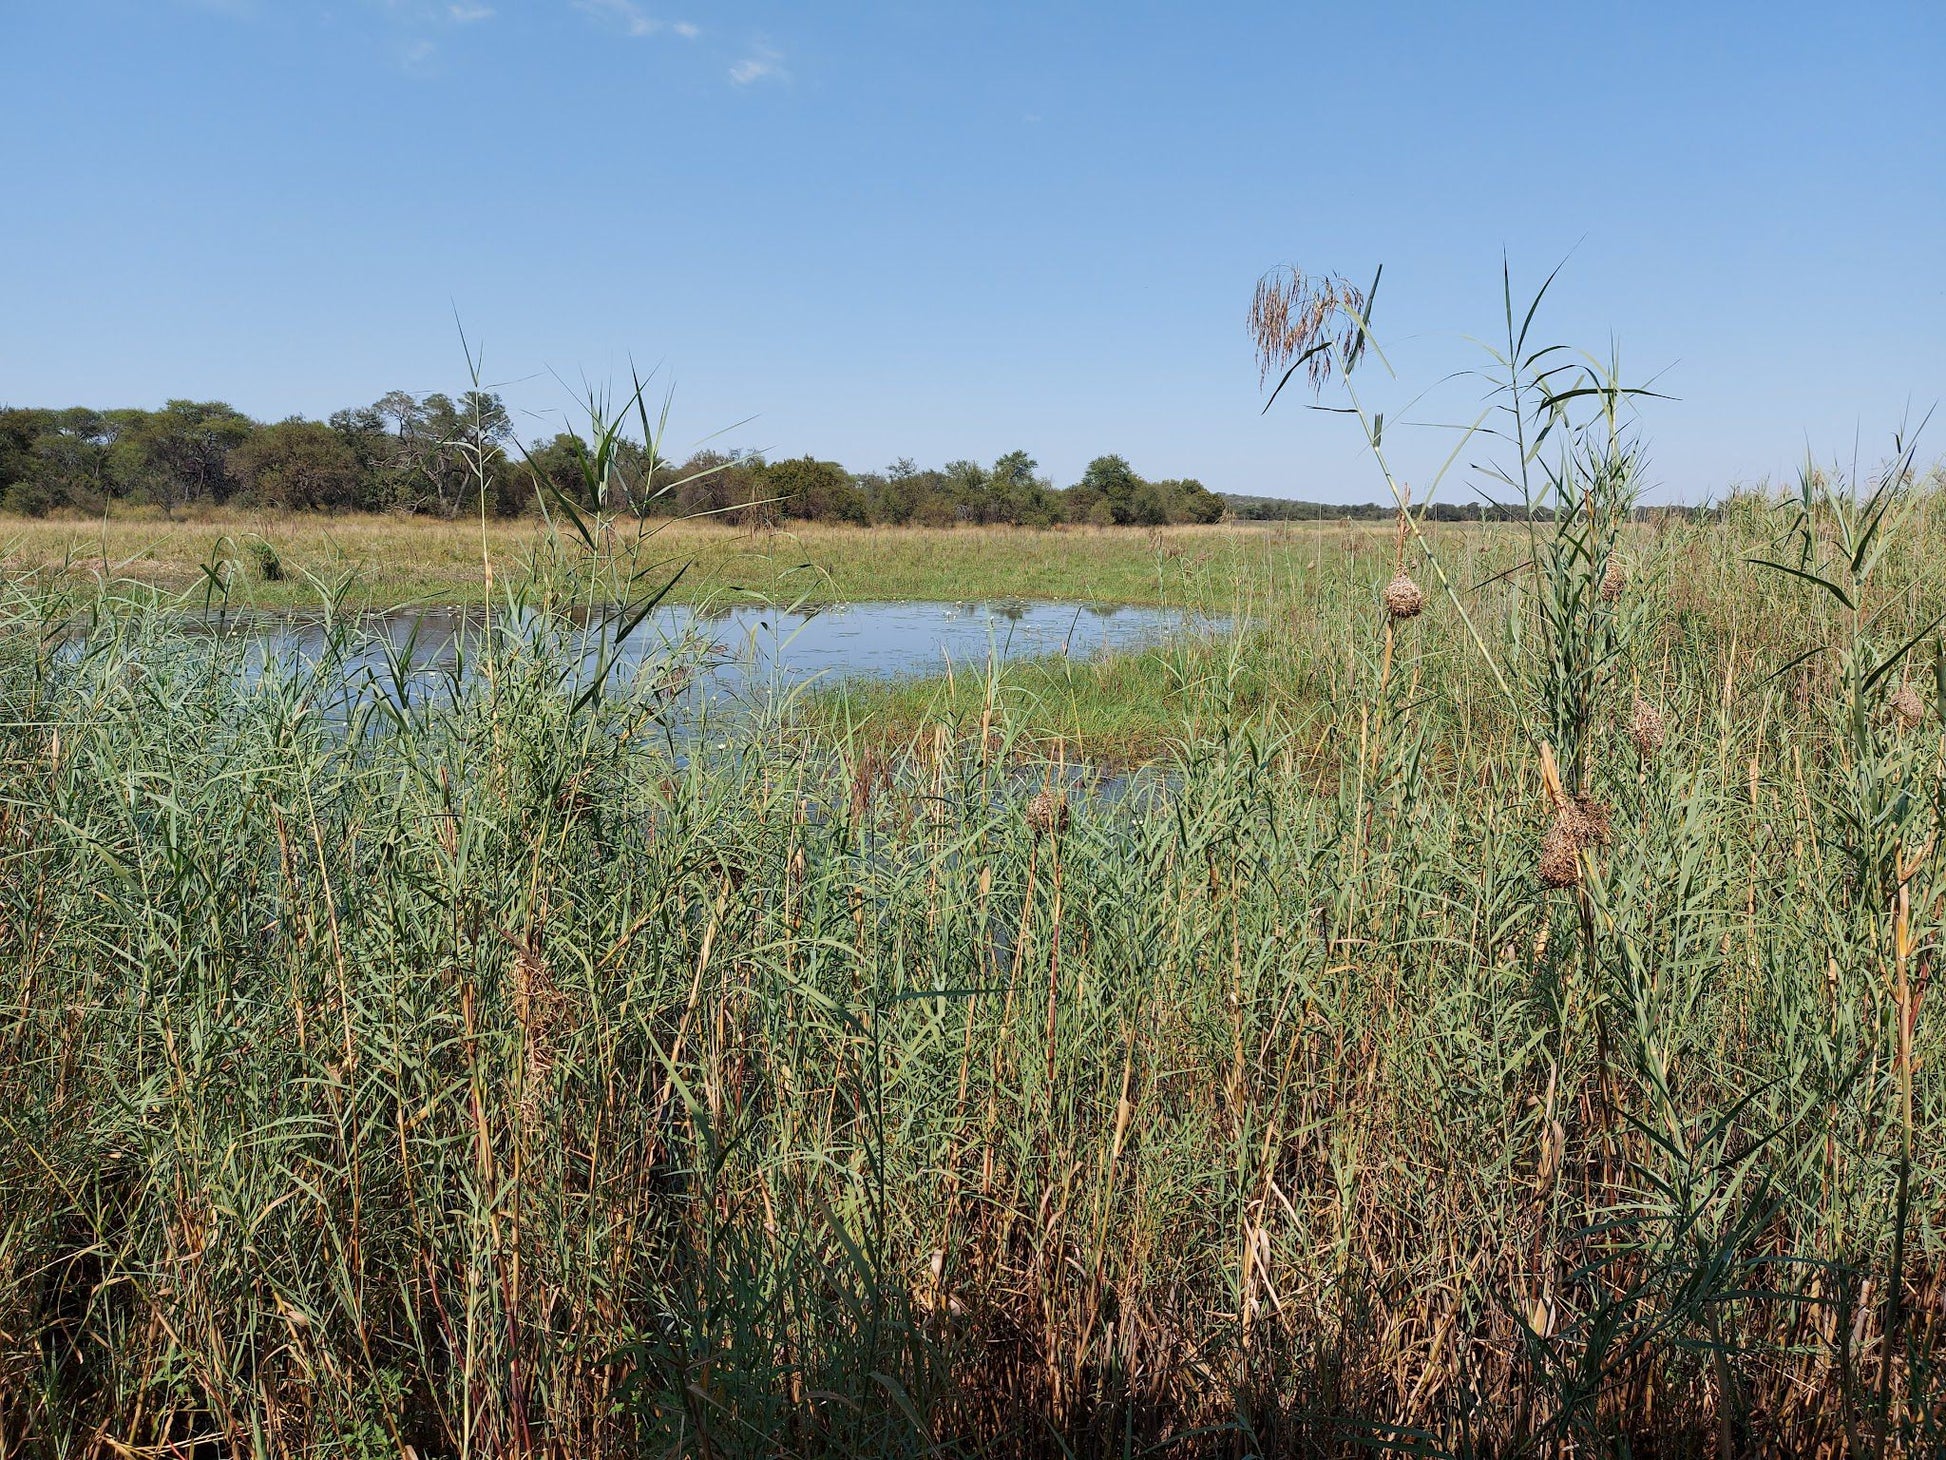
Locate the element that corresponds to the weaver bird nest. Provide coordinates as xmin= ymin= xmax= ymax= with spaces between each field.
xmin=1890 ymin=684 xmax=1926 ymax=732
xmin=1383 ymin=571 xmax=1426 ymax=620
xmin=1538 ymin=794 xmax=1613 ymax=890
xmin=1026 ymin=788 xmax=1071 ymax=838
xmin=1626 ymin=697 xmax=1666 ymax=757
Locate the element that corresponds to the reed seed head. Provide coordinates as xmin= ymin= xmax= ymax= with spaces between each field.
xmin=1383 ymin=571 xmax=1425 ymax=620
xmin=1599 ymin=559 xmax=1627 ymax=603
xmin=505 ymin=930 xmax=570 ymax=1130
xmin=555 ymin=774 xmax=595 ymax=821
xmin=850 ymin=748 xmax=890 ymax=819
xmin=1248 ymin=267 xmax=1369 ymax=392
xmin=1627 ymin=697 xmax=1666 ymax=756
xmin=1890 ymin=683 xmax=1925 ymax=731
xmin=1026 ymin=788 xmax=1070 ymax=838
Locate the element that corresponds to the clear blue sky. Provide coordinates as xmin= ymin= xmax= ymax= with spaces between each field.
xmin=4 ymin=0 xmax=1941 ymax=503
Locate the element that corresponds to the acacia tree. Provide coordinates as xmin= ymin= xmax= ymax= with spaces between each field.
xmin=109 ymin=400 xmax=255 ymax=515
xmin=370 ymin=389 xmax=512 ymax=517
xmin=42 ymin=408 xmax=122 ymax=507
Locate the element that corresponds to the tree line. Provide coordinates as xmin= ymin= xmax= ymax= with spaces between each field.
xmin=1225 ymin=493 xmax=1555 ymax=522
xmin=1222 ymin=493 xmax=1719 ymax=524
xmin=3 ymin=393 xmax=1726 ymax=526
xmin=0 ymin=393 xmax=1230 ymax=527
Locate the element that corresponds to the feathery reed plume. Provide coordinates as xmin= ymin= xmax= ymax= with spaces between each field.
xmin=849 ymin=747 xmax=890 ymax=820
xmin=505 ymin=928 xmax=570 ymax=1130
xmin=1248 ymin=266 xmax=1369 ymax=395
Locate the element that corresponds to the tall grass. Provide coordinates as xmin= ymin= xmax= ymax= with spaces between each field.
xmin=3 ymin=363 xmax=1945 ymax=1454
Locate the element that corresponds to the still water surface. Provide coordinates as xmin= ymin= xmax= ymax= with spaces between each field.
xmin=234 ymin=598 xmax=1209 ymax=708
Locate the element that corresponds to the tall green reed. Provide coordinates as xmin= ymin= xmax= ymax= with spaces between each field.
xmin=0 ymin=330 xmax=1941 ymax=1456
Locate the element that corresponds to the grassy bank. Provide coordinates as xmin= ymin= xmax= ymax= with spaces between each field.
xmin=3 ymin=451 xmax=1945 ymax=1454
xmin=0 ymin=508 xmax=1364 ymax=612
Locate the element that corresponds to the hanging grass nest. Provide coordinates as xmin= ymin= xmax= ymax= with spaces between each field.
xmin=1890 ymin=683 xmax=1926 ymax=732
xmin=1627 ymin=697 xmax=1666 ymax=757
xmin=1382 ymin=571 xmax=1426 ymax=620
xmin=1568 ymin=794 xmax=1613 ymax=847
xmin=1538 ymin=816 xmax=1582 ymax=889
xmin=1599 ymin=559 xmax=1627 ymax=603
xmin=1538 ymin=794 xmax=1612 ymax=889
xmin=1026 ymin=788 xmax=1070 ymax=838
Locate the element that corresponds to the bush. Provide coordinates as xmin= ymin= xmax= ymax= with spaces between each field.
xmin=245 ymin=538 xmax=283 ymax=581
xmin=1 ymin=479 xmax=53 ymax=517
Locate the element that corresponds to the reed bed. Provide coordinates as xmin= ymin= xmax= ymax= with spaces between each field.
xmin=3 ymin=349 xmax=1945 ymax=1455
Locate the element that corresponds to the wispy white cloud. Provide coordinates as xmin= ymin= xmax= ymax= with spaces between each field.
xmin=573 ymin=0 xmax=663 ymax=37
xmin=729 ymin=41 xmax=785 ymax=85
xmin=672 ymin=20 xmax=699 ymax=38
xmin=374 ymin=0 xmax=492 ymax=28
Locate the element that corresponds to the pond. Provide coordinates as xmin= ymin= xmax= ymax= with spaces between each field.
xmin=219 ymin=598 xmax=1214 ymax=712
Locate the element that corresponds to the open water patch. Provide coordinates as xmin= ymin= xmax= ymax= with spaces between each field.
xmin=175 ymin=597 xmax=1218 ymax=717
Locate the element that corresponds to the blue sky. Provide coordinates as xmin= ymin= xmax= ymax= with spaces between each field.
xmin=3 ymin=1 xmax=1941 ymax=503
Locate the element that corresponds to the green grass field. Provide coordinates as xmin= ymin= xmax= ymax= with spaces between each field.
xmin=0 ymin=507 xmax=1329 ymax=611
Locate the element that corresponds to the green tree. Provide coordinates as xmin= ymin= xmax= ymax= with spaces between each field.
xmin=523 ymin=432 xmax=590 ymax=509
xmin=0 ymin=409 xmax=55 ymax=514
xmin=40 ymin=407 xmax=123 ymax=509
xmin=867 ymin=457 xmax=922 ymax=525
xmin=1073 ymin=453 xmax=1144 ymax=524
xmin=986 ymin=449 xmax=1059 ymax=525
xmin=372 ymin=389 xmax=512 ymax=517
xmin=109 ymin=400 xmax=256 ymax=515
xmin=1150 ymin=476 xmax=1225 ymax=525
xmin=894 ymin=459 xmax=959 ymax=526
xmin=230 ymin=418 xmax=362 ymax=511
xmin=761 ymin=456 xmax=867 ymax=524
xmin=326 ymin=406 xmax=399 ymax=511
